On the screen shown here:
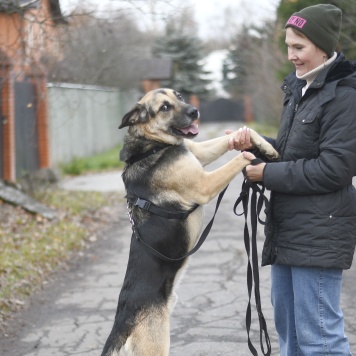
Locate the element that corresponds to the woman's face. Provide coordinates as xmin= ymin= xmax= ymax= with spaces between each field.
xmin=285 ymin=27 xmax=327 ymax=77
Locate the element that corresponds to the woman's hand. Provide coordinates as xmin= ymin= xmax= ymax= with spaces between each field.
xmin=225 ymin=126 xmax=256 ymax=151
xmin=243 ymin=151 xmax=266 ymax=182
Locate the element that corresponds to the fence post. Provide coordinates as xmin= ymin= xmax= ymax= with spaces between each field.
xmin=29 ymin=71 xmax=50 ymax=169
xmin=0 ymin=63 xmax=16 ymax=181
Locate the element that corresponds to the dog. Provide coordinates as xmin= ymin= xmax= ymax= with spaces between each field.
xmin=101 ymin=88 xmax=279 ymax=356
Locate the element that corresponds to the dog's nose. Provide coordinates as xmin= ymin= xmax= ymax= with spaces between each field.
xmin=187 ymin=106 xmax=199 ymax=119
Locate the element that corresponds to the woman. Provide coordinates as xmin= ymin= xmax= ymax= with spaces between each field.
xmin=229 ymin=4 xmax=356 ymax=355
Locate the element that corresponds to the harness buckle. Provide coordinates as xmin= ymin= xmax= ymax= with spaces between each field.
xmin=135 ymin=198 xmax=151 ymax=210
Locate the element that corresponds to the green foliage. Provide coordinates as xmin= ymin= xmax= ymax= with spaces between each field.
xmin=248 ymin=121 xmax=279 ymax=138
xmin=153 ymin=24 xmax=212 ymax=99
xmin=276 ymin=60 xmax=295 ymax=83
xmin=334 ymin=0 xmax=356 ymax=60
xmin=276 ymin=0 xmax=356 ymax=79
xmin=60 ymin=145 xmax=124 ymax=176
xmin=223 ymin=25 xmax=260 ymax=98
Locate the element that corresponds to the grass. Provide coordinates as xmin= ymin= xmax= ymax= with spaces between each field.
xmin=0 ymin=189 xmax=122 ymax=329
xmin=0 ymin=144 xmax=126 ymax=327
xmin=248 ymin=121 xmax=279 ymax=138
xmin=204 ymin=121 xmax=279 ymax=141
xmin=60 ymin=144 xmax=125 ymax=175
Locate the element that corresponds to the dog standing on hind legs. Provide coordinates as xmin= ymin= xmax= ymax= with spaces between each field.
xmin=101 ymin=88 xmax=279 ymax=356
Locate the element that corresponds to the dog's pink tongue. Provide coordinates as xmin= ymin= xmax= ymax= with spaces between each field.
xmin=181 ymin=124 xmax=199 ymax=135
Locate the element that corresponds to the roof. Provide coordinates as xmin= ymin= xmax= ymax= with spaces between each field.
xmin=139 ymin=58 xmax=173 ymax=80
xmin=0 ymin=0 xmax=40 ymax=11
xmin=48 ymin=0 xmax=67 ymax=24
xmin=0 ymin=0 xmax=67 ymax=24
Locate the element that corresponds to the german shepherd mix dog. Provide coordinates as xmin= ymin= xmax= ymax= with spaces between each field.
xmin=101 ymin=88 xmax=278 ymax=356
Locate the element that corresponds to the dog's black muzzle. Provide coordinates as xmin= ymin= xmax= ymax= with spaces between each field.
xmin=186 ymin=106 xmax=199 ymax=120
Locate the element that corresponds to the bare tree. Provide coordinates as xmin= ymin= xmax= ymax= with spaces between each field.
xmin=47 ymin=7 xmax=154 ymax=88
xmin=46 ymin=1 xmax=197 ymax=88
xmin=225 ymin=21 xmax=283 ymax=126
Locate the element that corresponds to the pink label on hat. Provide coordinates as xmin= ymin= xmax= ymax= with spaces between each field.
xmin=286 ymin=16 xmax=307 ymax=29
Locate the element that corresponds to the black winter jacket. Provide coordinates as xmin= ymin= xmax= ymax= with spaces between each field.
xmin=262 ymin=53 xmax=356 ymax=269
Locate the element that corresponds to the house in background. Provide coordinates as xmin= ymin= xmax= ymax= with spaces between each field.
xmin=0 ymin=0 xmax=66 ymax=181
xmin=137 ymin=57 xmax=200 ymax=109
xmin=138 ymin=58 xmax=173 ymax=93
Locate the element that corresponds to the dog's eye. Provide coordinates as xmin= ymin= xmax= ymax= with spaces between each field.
xmin=177 ymin=94 xmax=184 ymax=102
xmin=160 ymin=104 xmax=170 ymax=112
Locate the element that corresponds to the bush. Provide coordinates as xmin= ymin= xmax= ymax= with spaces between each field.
xmin=60 ymin=145 xmax=124 ymax=175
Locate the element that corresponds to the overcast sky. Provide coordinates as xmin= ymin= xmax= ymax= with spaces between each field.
xmin=59 ymin=0 xmax=279 ymax=38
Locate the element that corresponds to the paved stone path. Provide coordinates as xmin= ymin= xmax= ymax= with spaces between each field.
xmin=1 ymin=123 xmax=355 ymax=356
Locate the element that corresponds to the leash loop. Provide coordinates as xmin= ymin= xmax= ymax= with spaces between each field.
xmin=234 ymin=157 xmax=272 ymax=355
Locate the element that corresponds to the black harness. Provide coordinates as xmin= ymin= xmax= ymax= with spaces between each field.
xmin=125 ymin=148 xmax=271 ymax=354
xmin=126 ymin=195 xmax=198 ymax=220
xmin=124 ymin=144 xmax=212 ymax=262
xmin=127 ymin=186 xmax=227 ymax=262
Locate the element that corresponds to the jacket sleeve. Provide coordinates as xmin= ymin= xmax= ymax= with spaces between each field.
xmin=264 ymin=87 xmax=356 ymax=195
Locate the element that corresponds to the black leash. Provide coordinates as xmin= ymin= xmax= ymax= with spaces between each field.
xmin=234 ymin=158 xmax=271 ymax=356
xmin=127 ymin=185 xmax=228 ymax=262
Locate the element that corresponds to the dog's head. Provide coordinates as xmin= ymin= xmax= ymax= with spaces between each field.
xmin=119 ymin=89 xmax=200 ymax=143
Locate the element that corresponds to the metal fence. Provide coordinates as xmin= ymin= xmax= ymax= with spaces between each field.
xmin=15 ymin=81 xmax=39 ymax=178
xmin=47 ymin=83 xmax=140 ymax=166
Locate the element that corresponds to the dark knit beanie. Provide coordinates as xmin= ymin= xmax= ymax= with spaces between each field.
xmin=285 ymin=4 xmax=342 ymax=57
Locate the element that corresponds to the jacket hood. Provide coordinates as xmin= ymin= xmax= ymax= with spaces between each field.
xmin=325 ymin=53 xmax=356 ymax=84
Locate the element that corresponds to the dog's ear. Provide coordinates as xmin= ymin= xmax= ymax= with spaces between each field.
xmin=119 ymin=104 xmax=149 ymax=129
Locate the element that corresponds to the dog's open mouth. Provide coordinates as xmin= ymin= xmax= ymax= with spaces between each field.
xmin=173 ymin=123 xmax=199 ymax=137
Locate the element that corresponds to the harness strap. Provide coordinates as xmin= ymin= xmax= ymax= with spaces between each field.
xmin=131 ymin=185 xmax=228 ymax=262
xmin=234 ymin=158 xmax=271 ymax=356
xmin=127 ymin=196 xmax=199 ymax=220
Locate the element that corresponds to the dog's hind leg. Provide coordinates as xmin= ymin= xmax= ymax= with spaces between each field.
xmin=102 ymin=309 xmax=170 ymax=356
xmin=120 ymin=306 xmax=170 ymax=356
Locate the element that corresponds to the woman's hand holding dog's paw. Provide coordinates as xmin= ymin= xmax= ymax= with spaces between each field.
xmin=225 ymin=126 xmax=255 ymax=151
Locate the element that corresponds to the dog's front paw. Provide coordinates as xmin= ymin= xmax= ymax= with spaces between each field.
xmin=257 ymin=142 xmax=280 ymax=161
xmin=250 ymin=129 xmax=279 ymax=161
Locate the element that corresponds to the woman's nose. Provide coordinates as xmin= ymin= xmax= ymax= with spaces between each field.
xmin=288 ymin=49 xmax=296 ymax=62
